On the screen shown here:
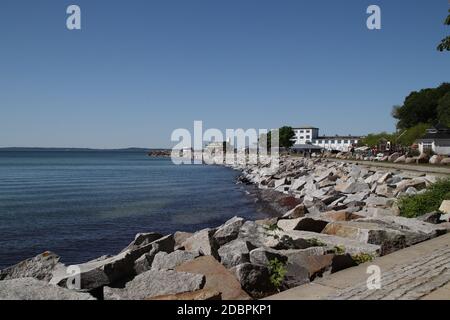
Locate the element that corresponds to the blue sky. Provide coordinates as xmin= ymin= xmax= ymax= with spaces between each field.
xmin=0 ymin=0 xmax=449 ymax=148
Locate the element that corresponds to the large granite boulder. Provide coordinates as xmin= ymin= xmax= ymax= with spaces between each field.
xmin=104 ymin=269 xmax=205 ymax=300
xmin=277 ymin=216 xmax=329 ymax=233
xmin=0 ymin=278 xmax=95 ymax=300
xmin=335 ymin=182 xmax=370 ymax=194
xmin=151 ymin=250 xmax=199 ymax=270
xmin=121 ymin=232 xmax=163 ymax=252
xmin=176 ymin=256 xmax=251 ymax=300
xmin=249 ymin=248 xmax=287 ymax=266
xmin=182 ymin=228 xmax=219 ymax=259
xmin=51 ymin=234 xmax=175 ymax=290
xmin=230 ymin=263 xmax=275 ymax=298
xmin=0 ymin=251 xmax=61 ymax=282
xmin=439 ymin=200 xmax=450 ymax=214
xmin=213 ymin=217 xmax=245 ymax=246
xmin=218 ymin=239 xmax=256 ymax=268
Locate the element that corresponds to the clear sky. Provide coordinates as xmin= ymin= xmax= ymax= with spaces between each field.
xmin=0 ymin=0 xmax=449 ymax=148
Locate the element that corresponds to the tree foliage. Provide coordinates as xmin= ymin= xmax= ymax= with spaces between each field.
xmin=437 ymin=10 xmax=450 ymax=52
xmin=392 ymin=83 xmax=450 ymax=129
xmin=360 ymin=132 xmax=396 ymax=147
xmin=396 ymin=123 xmax=429 ymax=146
xmin=259 ymin=126 xmax=295 ymax=150
xmin=279 ymin=126 xmax=295 ymax=149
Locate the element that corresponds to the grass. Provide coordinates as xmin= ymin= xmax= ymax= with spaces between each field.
xmin=398 ymin=178 xmax=450 ymax=218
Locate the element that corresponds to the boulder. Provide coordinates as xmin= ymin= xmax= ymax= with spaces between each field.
xmin=134 ymin=244 xmax=159 ymax=275
xmin=218 ymin=239 xmax=255 ymax=268
xmin=51 ymin=234 xmax=175 ymax=290
xmin=277 ymin=216 xmax=329 ymax=233
xmin=0 ymin=278 xmax=96 ymax=300
xmin=0 ymin=251 xmax=61 ymax=282
xmin=365 ymin=195 xmax=395 ymax=208
xmin=121 ymin=232 xmax=163 ymax=252
xmin=174 ymin=231 xmax=193 ymax=249
xmin=417 ymin=211 xmax=442 ymax=224
xmin=176 ymin=256 xmax=251 ymax=300
xmin=394 ymin=155 xmax=406 ymax=163
xmin=375 ymin=184 xmax=395 ymax=198
xmin=290 ymin=178 xmax=307 ymax=191
xmin=213 ymin=217 xmax=245 ymax=246
xmin=388 ymin=153 xmax=401 ymax=162
xmin=335 ymin=182 xmax=370 ymax=194
xmin=282 ymin=230 xmax=381 ymax=256
xmin=249 ymin=248 xmax=287 ymax=266
xmin=441 ymin=158 xmax=450 ymax=165
xmin=439 ymin=200 xmax=450 ymax=214
xmin=395 ymin=178 xmax=427 ymax=193
xmin=104 ymin=270 xmax=205 ymax=300
xmin=429 ymin=155 xmax=443 ymax=165
xmin=148 ymin=288 xmax=222 ymax=301
xmin=321 ymin=210 xmax=363 ymax=222
xmin=377 ymin=172 xmax=393 ymax=184
xmin=151 ymin=250 xmax=198 ymax=270
xmin=405 ymin=157 xmax=416 ymax=164
xmin=182 ymin=228 xmax=218 ymax=259
xmin=230 ymin=263 xmax=275 ymax=298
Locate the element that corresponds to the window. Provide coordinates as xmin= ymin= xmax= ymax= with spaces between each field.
xmin=337 ymin=140 xmax=342 ymax=144
xmin=422 ymin=143 xmax=433 ymax=152
xmin=300 ymin=136 xmax=304 ymax=139
xmin=318 ymin=140 xmax=322 ymax=144
xmin=306 ymin=135 xmax=310 ymax=139
xmin=344 ymin=140 xmax=349 ymax=144
xmin=300 ymin=130 xmax=304 ymax=133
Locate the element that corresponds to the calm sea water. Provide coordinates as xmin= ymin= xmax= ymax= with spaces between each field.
xmin=0 ymin=151 xmax=265 ymax=269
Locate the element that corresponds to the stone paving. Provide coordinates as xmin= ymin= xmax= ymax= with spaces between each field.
xmin=267 ymin=233 xmax=450 ymax=300
xmin=327 ymin=246 xmax=450 ymax=300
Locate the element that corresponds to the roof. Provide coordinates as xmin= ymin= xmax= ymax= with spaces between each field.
xmin=293 ymin=125 xmax=319 ymax=129
xmin=418 ymin=132 xmax=450 ymax=140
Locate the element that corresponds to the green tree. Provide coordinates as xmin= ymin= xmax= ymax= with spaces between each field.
xmin=360 ymin=132 xmax=396 ymax=147
xmin=437 ymin=10 xmax=450 ymax=52
xmin=437 ymin=92 xmax=450 ymax=126
xmin=279 ymin=126 xmax=295 ymax=149
xmin=396 ymin=123 xmax=429 ymax=146
xmin=392 ymin=83 xmax=450 ymax=130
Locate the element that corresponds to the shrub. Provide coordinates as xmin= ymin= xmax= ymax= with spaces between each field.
xmin=268 ymin=258 xmax=287 ymax=289
xmin=398 ymin=179 xmax=450 ymax=218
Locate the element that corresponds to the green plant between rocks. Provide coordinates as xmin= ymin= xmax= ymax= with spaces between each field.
xmin=268 ymin=258 xmax=287 ymax=289
xmin=398 ymin=179 xmax=450 ymax=218
xmin=351 ymin=253 xmax=375 ymax=265
xmin=334 ymin=245 xmax=346 ymax=255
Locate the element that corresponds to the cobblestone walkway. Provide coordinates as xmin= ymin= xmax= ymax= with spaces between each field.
xmin=327 ymin=247 xmax=450 ymax=300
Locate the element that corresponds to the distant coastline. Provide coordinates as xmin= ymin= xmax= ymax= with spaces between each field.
xmin=0 ymin=147 xmax=168 ymax=153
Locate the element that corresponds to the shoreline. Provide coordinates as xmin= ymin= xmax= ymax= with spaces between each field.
xmin=1 ymin=156 xmax=449 ymax=300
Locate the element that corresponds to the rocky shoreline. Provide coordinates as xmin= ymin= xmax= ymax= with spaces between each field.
xmin=1 ymin=156 xmax=449 ymax=300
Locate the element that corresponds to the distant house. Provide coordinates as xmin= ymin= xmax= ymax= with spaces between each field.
xmin=292 ymin=125 xmax=362 ymax=152
xmin=417 ymin=124 xmax=450 ymax=155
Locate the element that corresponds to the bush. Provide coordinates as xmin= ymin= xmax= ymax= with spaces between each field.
xmin=398 ymin=179 xmax=450 ymax=218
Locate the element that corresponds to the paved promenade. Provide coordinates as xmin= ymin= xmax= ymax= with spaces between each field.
xmin=266 ymin=233 xmax=450 ymax=300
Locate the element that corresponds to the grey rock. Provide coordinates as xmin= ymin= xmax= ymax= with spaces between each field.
xmin=104 ymin=270 xmax=205 ymax=300
xmin=249 ymin=248 xmax=287 ymax=266
xmin=182 ymin=228 xmax=218 ymax=258
xmin=121 ymin=232 xmax=163 ymax=252
xmin=218 ymin=239 xmax=255 ymax=268
xmin=0 ymin=251 xmax=61 ymax=282
xmin=213 ymin=216 xmax=245 ymax=246
xmin=0 ymin=278 xmax=95 ymax=300
xmin=174 ymin=231 xmax=193 ymax=249
xmin=417 ymin=211 xmax=441 ymax=224
xmin=151 ymin=250 xmax=198 ymax=270
xmin=335 ymin=182 xmax=370 ymax=194
xmin=231 ymin=263 xmax=275 ymax=298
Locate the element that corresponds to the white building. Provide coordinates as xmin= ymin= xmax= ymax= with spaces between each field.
xmin=293 ymin=125 xmax=362 ymax=152
xmin=417 ymin=124 xmax=450 ymax=155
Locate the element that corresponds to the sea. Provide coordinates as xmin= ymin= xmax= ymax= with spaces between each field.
xmin=0 ymin=150 xmax=267 ymax=269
